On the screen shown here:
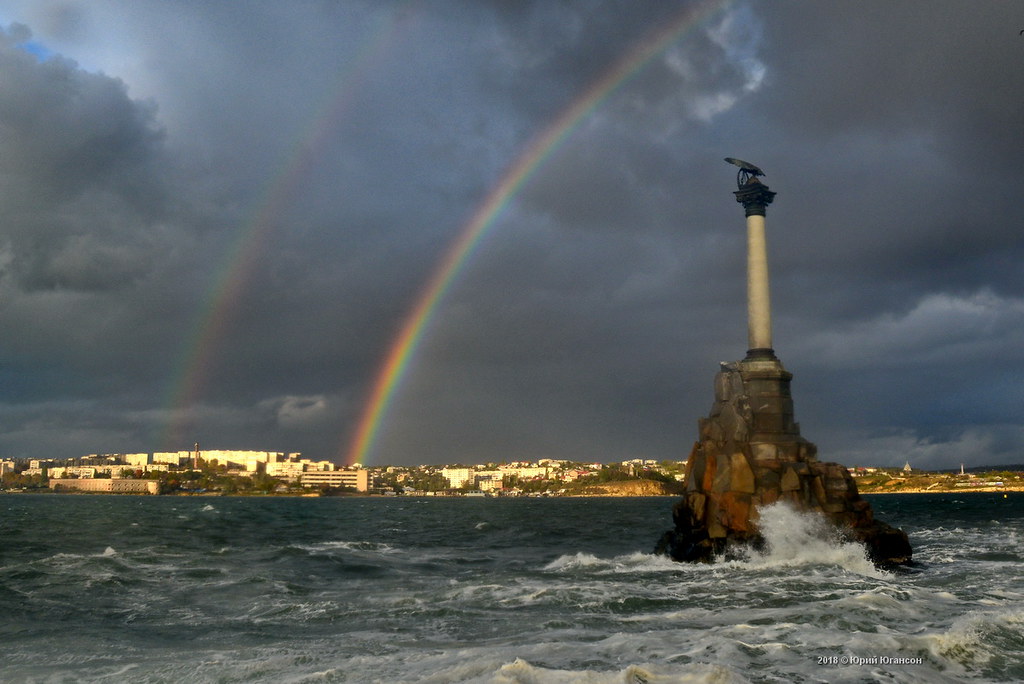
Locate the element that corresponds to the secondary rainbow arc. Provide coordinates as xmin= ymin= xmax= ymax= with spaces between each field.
xmin=158 ymin=7 xmax=417 ymax=450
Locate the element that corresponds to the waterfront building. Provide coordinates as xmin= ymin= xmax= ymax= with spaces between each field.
xmin=475 ymin=471 xmax=504 ymax=492
xmin=124 ymin=453 xmax=152 ymax=466
xmin=441 ymin=468 xmax=475 ymax=489
xmin=300 ymin=469 xmax=369 ymax=492
xmin=49 ymin=478 xmax=160 ymax=494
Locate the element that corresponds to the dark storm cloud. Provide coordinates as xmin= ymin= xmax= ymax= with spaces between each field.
xmin=0 ymin=1 xmax=1020 ymax=468
xmin=0 ymin=25 xmax=166 ymax=293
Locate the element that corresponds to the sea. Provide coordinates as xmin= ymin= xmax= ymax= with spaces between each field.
xmin=1 ymin=493 xmax=1022 ymax=683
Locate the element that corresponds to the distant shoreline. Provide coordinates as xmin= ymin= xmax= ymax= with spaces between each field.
xmin=860 ymin=486 xmax=1023 ymax=495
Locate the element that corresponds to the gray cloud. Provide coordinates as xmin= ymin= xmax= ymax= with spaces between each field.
xmin=0 ymin=1 xmax=1020 ymax=469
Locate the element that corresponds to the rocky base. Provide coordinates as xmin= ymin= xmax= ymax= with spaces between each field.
xmin=653 ymin=474 xmax=913 ymax=568
xmin=656 ymin=356 xmax=912 ymax=568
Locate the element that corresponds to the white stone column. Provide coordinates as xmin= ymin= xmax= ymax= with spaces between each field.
xmin=746 ymin=213 xmax=772 ymax=352
xmin=733 ymin=175 xmax=776 ymax=359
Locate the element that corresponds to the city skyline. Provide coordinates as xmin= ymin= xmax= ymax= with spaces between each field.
xmin=0 ymin=2 xmax=1022 ymax=469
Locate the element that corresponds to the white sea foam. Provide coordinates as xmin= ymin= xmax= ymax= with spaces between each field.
xmin=545 ymin=504 xmax=881 ymax=578
xmin=295 ymin=540 xmax=397 ymax=554
xmin=920 ymin=608 xmax=1024 ymax=668
xmin=735 ymin=502 xmax=883 ymax=577
xmin=543 ymin=551 xmax=684 ymax=574
xmin=490 ymin=658 xmax=748 ymax=684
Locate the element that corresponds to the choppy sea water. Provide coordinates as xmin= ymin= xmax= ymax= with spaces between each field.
xmin=1 ymin=493 xmax=1022 ymax=683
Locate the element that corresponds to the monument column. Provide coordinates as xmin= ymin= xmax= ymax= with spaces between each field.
xmin=727 ymin=159 xmax=777 ymax=360
xmin=653 ymin=158 xmax=912 ymax=568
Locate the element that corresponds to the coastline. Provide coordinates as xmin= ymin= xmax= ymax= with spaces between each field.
xmin=860 ymin=485 xmax=1023 ymax=495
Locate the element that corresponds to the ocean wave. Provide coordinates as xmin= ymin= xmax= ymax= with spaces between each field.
xmin=921 ymin=608 xmax=1024 ymax=677
xmin=731 ymin=503 xmax=883 ymax=577
xmin=290 ymin=540 xmax=398 ymax=554
xmin=545 ymin=505 xmax=882 ymax=578
xmin=543 ymin=552 xmax=685 ymax=574
xmin=489 ymin=657 xmax=748 ymax=684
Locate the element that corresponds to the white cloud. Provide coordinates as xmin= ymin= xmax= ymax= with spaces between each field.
xmin=261 ymin=394 xmax=335 ymax=430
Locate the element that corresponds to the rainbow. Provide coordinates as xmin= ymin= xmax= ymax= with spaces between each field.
xmin=159 ymin=6 xmax=418 ymax=450
xmin=344 ymin=0 xmax=729 ymax=466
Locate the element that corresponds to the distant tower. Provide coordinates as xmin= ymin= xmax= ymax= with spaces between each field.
xmin=193 ymin=442 xmax=201 ymax=470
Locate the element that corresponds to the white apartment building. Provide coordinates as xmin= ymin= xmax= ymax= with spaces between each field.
xmin=153 ymin=451 xmax=192 ymax=466
xmin=50 ymin=478 xmax=159 ymax=495
xmin=199 ymin=450 xmax=283 ymax=472
xmin=300 ymin=469 xmax=369 ymax=492
xmin=265 ymin=459 xmax=333 ymax=481
xmin=441 ymin=468 xmax=474 ymax=489
xmin=47 ymin=466 xmax=98 ymax=478
xmin=497 ymin=465 xmax=549 ymax=480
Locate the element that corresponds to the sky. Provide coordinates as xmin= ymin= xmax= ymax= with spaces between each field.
xmin=0 ymin=1 xmax=1021 ymax=470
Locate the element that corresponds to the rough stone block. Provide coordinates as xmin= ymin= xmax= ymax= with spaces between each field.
xmin=811 ymin=476 xmax=827 ymax=505
xmin=777 ymin=443 xmax=803 ymax=461
xmin=702 ymin=418 xmax=724 ymax=442
xmin=720 ymin=491 xmax=751 ymax=532
xmin=780 ymin=466 xmax=801 ymax=492
xmin=730 ymin=453 xmax=756 ymax=493
xmin=825 ymin=476 xmax=849 ymax=493
xmin=713 ymin=454 xmax=733 ymax=493
xmin=756 ymin=467 xmax=780 ymax=491
xmin=702 ymin=453 xmax=716 ymax=492
xmin=751 ymin=442 xmax=776 ymax=461
xmin=690 ymin=492 xmax=707 ymax=523
xmin=714 ymin=372 xmax=732 ymax=402
xmin=758 ymin=486 xmax=780 ymax=506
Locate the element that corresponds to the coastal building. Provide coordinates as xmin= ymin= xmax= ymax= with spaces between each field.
xmin=266 ymin=458 xmax=334 ymax=481
xmin=125 ymin=453 xmax=153 ymax=466
xmin=198 ymin=450 xmax=282 ymax=472
xmin=475 ymin=471 xmax=504 ymax=492
xmin=497 ymin=465 xmax=549 ymax=481
xmin=153 ymin=451 xmax=192 ymax=466
xmin=49 ymin=478 xmax=160 ymax=495
xmin=441 ymin=468 xmax=474 ymax=489
xmin=300 ymin=469 xmax=369 ymax=492
xmin=48 ymin=466 xmax=98 ymax=478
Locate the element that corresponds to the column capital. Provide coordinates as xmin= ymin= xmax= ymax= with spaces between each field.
xmin=734 ymin=179 xmax=776 ymax=217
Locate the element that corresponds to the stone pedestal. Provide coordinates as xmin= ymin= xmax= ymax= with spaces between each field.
xmin=656 ymin=357 xmax=912 ymax=567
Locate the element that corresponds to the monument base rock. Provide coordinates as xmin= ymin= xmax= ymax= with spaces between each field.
xmin=656 ymin=354 xmax=912 ymax=568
